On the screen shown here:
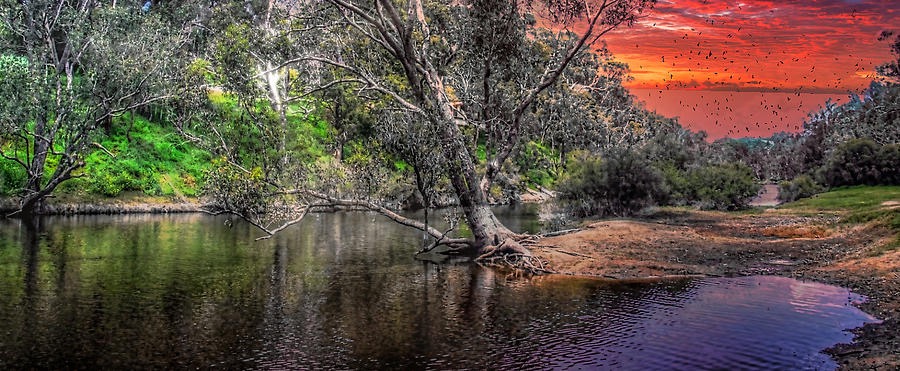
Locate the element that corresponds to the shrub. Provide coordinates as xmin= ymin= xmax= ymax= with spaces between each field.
xmin=0 ymin=158 xmax=25 ymax=196
xmin=821 ymin=138 xmax=882 ymax=187
xmin=778 ymin=174 xmax=825 ymax=202
xmin=657 ymin=164 xmax=689 ymax=205
xmin=516 ymin=141 xmax=560 ymax=188
xmin=877 ymin=144 xmax=900 ymax=185
xmin=557 ymin=149 xmax=666 ymax=217
xmin=685 ymin=163 xmax=760 ymax=210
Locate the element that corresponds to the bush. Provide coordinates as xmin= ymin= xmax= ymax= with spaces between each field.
xmin=877 ymin=144 xmax=900 ymax=185
xmin=778 ymin=174 xmax=825 ymax=202
xmin=658 ymin=164 xmax=689 ymax=205
xmin=820 ymin=139 xmax=900 ymax=187
xmin=516 ymin=141 xmax=560 ymax=188
xmin=821 ymin=138 xmax=882 ymax=187
xmin=0 ymin=158 xmax=25 ymax=196
xmin=56 ymin=114 xmax=211 ymax=197
xmin=685 ymin=163 xmax=760 ymax=210
xmin=557 ymin=149 xmax=666 ymax=217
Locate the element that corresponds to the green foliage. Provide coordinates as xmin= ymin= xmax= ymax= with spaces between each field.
xmin=657 ymin=164 xmax=690 ymax=204
xmin=60 ymin=114 xmax=210 ymax=197
xmin=797 ymin=82 xmax=900 ymax=175
xmin=778 ymin=175 xmax=825 ymax=203
xmin=0 ymin=3 xmax=198 ymax=214
xmin=820 ymin=139 xmax=900 ymax=187
xmin=187 ymin=58 xmax=217 ymax=86
xmin=476 ymin=144 xmax=488 ymax=163
xmin=285 ymin=103 xmax=333 ymax=163
xmin=557 ymin=149 xmax=666 ymax=217
xmin=684 ymin=163 xmax=761 ymax=210
xmin=877 ymin=143 xmax=900 ymax=185
xmin=205 ymin=157 xmax=269 ymax=214
xmin=0 ymin=157 xmax=25 ymax=196
xmin=206 ymin=92 xmax=333 ymax=169
xmin=517 ymin=141 xmax=560 ymax=187
xmin=0 ymin=54 xmax=29 ymax=129
xmin=821 ymin=138 xmax=882 ymax=187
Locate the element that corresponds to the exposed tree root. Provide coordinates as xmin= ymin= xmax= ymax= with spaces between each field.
xmin=475 ymin=238 xmax=556 ymax=274
xmin=476 ymin=252 xmax=556 ymax=275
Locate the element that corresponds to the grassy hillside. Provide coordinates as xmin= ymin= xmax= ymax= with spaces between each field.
xmin=1 ymin=113 xmax=209 ymax=199
xmin=59 ymin=113 xmax=212 ymax=198
xmin=1 ymin=90 xmax=339 ymax=202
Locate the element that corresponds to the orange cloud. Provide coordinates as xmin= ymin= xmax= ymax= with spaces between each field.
xmin=601 ymin=0 xmax=897 ymax=93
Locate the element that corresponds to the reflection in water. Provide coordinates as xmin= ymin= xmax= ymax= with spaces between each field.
xmin=0 ymin=211 xmax=877 ymax=370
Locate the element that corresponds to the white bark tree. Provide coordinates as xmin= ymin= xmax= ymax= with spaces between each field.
xmin=300 ymin=0 xmax=655 ymax=253
xmin=198 ymin=0 xmax=654 ymax=257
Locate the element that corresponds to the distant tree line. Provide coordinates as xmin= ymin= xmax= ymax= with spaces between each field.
xmin=556 ymin=30 xmax=900 ymax=215
xmin=698 ymin=78 xmax=900 ymax=203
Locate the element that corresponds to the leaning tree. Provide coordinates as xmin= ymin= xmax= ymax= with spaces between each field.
xmin=201 ymin=0 xmax=655 ymax=256
xmin=310 ymin=0 xmax=653 ymax=251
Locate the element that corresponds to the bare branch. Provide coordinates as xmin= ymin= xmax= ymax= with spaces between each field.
xmin=290 ymin=189 xmax=470 ymax=245
xmin=255 ymin=206 xmax=310 ymax=241
xmin=304 ymin=56 xmax=425 ymax=114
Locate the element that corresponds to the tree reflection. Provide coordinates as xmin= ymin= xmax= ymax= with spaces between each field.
xmin=2 ymin=212 xmax=864 ymax=369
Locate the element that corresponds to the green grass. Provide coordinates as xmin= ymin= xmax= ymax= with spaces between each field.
xmin=3 ymin=90 xmax=336 ymax=201
xmin=59 ymin=113 xmax=212 ymax=198
xmin=780 ymin=185 xmax=900 ymax=253
xmin=779 ymin=185 xmax=900 ymax=212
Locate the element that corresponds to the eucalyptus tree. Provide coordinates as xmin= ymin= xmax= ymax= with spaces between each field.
xmin=196 ymin=0 xmax=341 ymax=238
xmin=0 ymin=1 xmax=191 ymax=216
xmin=877 ymin=30 xmax=900 ymax=83
xmin=196 ymin=0 xmax=653 ymax=255
xmin=296 ymin=0 xmax=655 ymax=254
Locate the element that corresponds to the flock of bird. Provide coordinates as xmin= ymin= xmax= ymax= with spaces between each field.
xmin=613 ymin=2 xmax=891 ymax=138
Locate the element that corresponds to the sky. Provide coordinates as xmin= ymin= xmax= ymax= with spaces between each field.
xmin=598 ymin=0 xmax=898 ymax=139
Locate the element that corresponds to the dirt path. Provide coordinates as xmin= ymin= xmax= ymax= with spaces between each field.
xmin=749 ymin=183 xmax=781 ymax=207
xmin=530 ymin=208 xmax=899 ymax=370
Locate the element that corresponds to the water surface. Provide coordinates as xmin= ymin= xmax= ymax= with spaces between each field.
xmin=0 ymin=209 xmax=876 ymax=369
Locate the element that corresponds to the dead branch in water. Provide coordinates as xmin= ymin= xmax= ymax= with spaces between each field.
xmin=539 ymin=228 xmax=582 ymax=238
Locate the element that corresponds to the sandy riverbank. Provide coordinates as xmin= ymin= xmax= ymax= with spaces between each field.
xmin=530 ymin=208 xmax=899 ymax=370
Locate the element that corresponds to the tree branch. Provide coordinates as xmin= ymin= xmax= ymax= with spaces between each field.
xmin=301 ymin=56 xmax=425 ymax=114
xmin=296 ymin=189 xmax=470 ymax=245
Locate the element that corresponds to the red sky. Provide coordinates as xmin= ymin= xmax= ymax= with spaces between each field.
xmin=598 ymin=0 xmax=898 ymax=139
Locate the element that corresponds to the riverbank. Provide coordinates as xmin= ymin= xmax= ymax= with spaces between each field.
xmin=530 ymin=206 xmax=899 ymax=370
xmin=1 ymin=187 xmax=548 ymax=216
xmin=0 ymin=194 xmax=204 ymax=215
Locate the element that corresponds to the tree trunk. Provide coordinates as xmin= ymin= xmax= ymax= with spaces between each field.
xmin=420 ymin=61 xmax=520 ymax=253
xmin=434 ymin=111 xmax=517 ymax=252
xmin=21 ymin=116 xmax=50 ymax=217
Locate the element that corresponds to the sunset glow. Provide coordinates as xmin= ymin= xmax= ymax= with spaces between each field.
xmin=606 ymin=0 xmax=896 ymax=93
xmin=597 ymin=0 xmax=898 ymax=138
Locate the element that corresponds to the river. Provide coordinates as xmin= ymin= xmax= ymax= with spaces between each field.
xmin=0 ymin=208 xmax=877 ymax=369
